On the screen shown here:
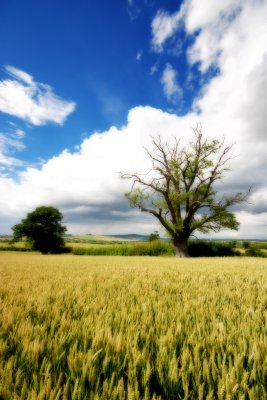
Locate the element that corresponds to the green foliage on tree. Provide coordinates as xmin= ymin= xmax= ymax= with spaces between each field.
xmin=122 ymin=125 xmax=248 ymax=257
xmin=12 ymin=206 xmax=67 ymax=254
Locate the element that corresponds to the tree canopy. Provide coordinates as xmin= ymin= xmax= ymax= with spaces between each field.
xmin=122 ymin=125 xmax=247 ymax=257
xmin=148 ymin=231 xmax=160 ymax=242
xmin=12 ymin=206 xmax=67 ymax=254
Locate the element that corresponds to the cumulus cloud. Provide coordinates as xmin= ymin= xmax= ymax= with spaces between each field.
xmin=0 ymin=66 xmax=76 ymax=125
xmin=183 ymin=0 xmax=241 ymax=32
xmin=151 ymin=0 xmax=242 ymax=57
xmin=186 ymin=0 xmax=255 ymax=73
xmin=161 ymin=64 xmax=182 ymax=103
xmin=0 ymin=100 xmax=265 ymax=237
xmin=0 ymin=106 xmax=194 ymax=234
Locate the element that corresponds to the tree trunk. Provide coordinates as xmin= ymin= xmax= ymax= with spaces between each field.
xmin=173 ymin=239 xmax=189 ymax=257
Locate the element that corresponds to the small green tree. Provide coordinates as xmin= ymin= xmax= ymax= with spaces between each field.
xmin=12 ymin=206 xmax=67 ymax=254
xmin=122 ymin=125 xmax=248 ymax=257
xmin=148 ymin=230 xmax=160 ymax=241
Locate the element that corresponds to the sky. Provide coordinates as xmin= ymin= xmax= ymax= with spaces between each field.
xmin=0 ymin=0 xmax=267 ymax=238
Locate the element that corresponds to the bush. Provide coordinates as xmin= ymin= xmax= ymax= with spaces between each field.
xmin=51 ymin=246 xmax=72 ymax=254
xmin=0 ymin=246 xmax=32 ymax=252
xmin=0 ymin=245 xmax=71 ymax=253
xmin=188 ymin=240 xmax=240 ymax=257
xmin=245 ymin=246 xmax=266 ymax=257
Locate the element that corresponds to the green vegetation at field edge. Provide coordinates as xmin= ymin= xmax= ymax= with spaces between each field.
xmin=1 ymin=237 xmax=267 ymax=257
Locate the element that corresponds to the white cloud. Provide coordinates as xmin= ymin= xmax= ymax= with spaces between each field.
xmin=0 ymin=129 xmax=27 ymax=169
xmin=151 ymin=9 xmax=183 ymax=52
xmin=0 ymin=66 xmax=76 ymax=125
xmin=0 ymin=133 xmax=25 ymax=152
xmin=184 ymin=0 xmax=242 ymax=32
xmin=136 ymin=51 xmax=142 ymax=62
xmin=161 ymin=64 xmax=182 ymax=103
xmin=184 ymin=0 xmax=267 ymax=152
xmin=186 ymin=1 xmax=249 ymax=72
xmin=127 ymin=0 xmax=141 ymax=20
xmin=5 ymin=65 xmax=35 ymax=86
xmin=0 ymin=107 xmax=194 ymax=233
xmin=150 ymin=64 xmax=158 ymax=75
xmin=12 ymin=129 xmax=25 ymax=139
xmin=150 ymin=0 xmax=242 ymax=57
xmin=0 ymin=123 xmax=28 ymax=173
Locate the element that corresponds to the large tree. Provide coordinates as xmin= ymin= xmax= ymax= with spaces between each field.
xmin=12 ymin=206 xmax=67 ymax=254
xmin=122 ymin=125 xmax=247 ymax=257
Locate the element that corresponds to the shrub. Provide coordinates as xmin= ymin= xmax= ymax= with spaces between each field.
xmin=0 ymin=246 xmax=32 ymax=252
xmin=188 ymin=240 xmax=240 ymax=257
xmin=245 ymin=246 xmax=266 ymax=257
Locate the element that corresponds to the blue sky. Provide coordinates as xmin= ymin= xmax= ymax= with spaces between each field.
xmin=0 ymin=0 xmax=193 ymax=162
xmin=0 ymin=0 xmax=267 ymax=237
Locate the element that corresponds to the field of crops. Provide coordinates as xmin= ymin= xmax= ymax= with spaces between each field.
xmin=0 ymin=253 xmax=267 ymax=399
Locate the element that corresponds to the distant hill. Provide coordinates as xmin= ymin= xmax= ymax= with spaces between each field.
xmin=64 ymin=234 xmax=148 ymax=244
xmin=106 ymin=234 xmax=149 ymax=241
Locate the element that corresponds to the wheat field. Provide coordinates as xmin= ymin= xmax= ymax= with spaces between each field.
xmin=0 ymin=253 xmax=266 ymax=399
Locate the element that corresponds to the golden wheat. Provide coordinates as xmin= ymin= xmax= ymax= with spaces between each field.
xmin=0 ymin=253 xmax=266 ymax=399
